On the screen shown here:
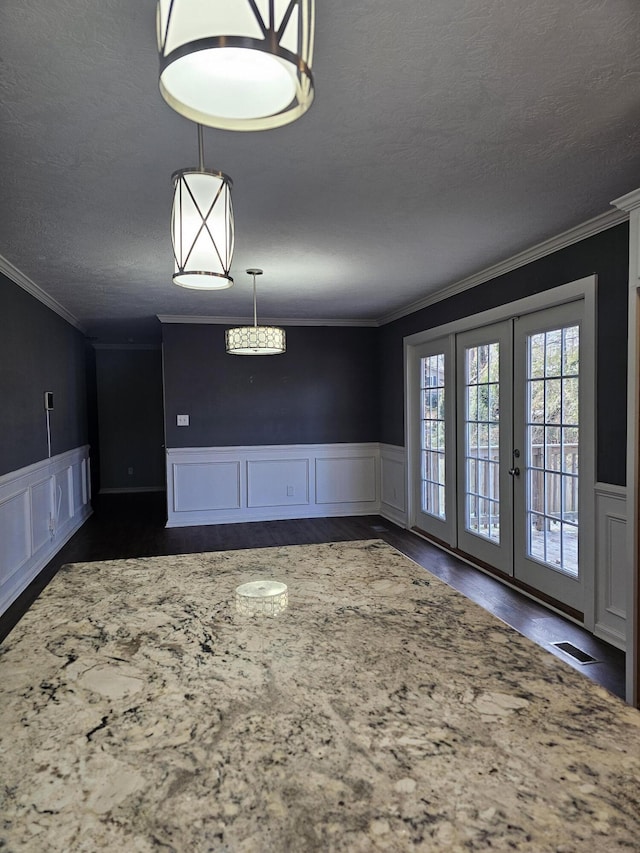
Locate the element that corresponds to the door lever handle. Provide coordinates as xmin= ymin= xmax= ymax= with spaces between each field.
xmin=508 ymin=467 xmax=520 ymax=477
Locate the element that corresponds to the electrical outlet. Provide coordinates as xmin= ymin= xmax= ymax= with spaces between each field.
xmin=177 ymin=414 xmax=189 ymax=427
xmin=286 ymin=485 xmax=294 ymax=496
xmin=128 ymin=467 xmax=134 ymax=476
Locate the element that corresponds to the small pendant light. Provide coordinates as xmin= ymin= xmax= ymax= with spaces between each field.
xmin=226 ymin=269 xmax=286 ymax=355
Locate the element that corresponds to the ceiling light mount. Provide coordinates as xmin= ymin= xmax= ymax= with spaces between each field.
xmin=157 ymin=0 xmax=315 ymax=131
xmin=226 ymin=269 xmax=286 ymax=355
xmin=171 ymin=124 xmax=234 ymax=290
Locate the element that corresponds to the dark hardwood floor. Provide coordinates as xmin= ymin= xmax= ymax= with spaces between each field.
xmin=0 ymin=492 xmax=625 ymax=699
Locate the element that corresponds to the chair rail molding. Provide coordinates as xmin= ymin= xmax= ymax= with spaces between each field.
xmin=0 ymin=446 xmax=92 ymax=615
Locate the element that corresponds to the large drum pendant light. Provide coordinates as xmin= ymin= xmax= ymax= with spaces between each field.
xmin=157 ymin=0 xmax=315 ymax=131
xmin=226 ymin=269 xmax=286 ymax=355
xmin=171 ymin=125 xmax=234 ymax=290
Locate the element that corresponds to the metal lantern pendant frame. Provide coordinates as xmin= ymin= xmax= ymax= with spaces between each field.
xmin=157 ymin=0 xmax=315 ymax=131
xmin=171 ymin=125 xmax=234 ymax=290
xmin=226 ymin=269 xmax=286 ymax=355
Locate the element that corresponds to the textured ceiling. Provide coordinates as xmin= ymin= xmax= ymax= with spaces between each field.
xmin=1 ymin=0 xmax=640 ymax=341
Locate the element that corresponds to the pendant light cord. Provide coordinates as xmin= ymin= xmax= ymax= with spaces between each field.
xmin=197 ymin=124 xmax=204 ymax=171
xmin=252 ymin=273 xmax=258 ymax=328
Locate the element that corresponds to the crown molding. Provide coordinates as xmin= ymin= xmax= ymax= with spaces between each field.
xmin=2 ymin=202 xmax=631 ymax=337
xmin=0 ymin=252 xmax=84 ymax=332
xmin=611 ymin=187 xmax=640 ymax=213
xmin=157 ymin=314 xmax=378 ymax=328
xmin=378 ymin=207 xmax=629 ymax=326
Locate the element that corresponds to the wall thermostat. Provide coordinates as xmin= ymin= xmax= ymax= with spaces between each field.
xmin=44 ymin=392 xmax=54 ymax=410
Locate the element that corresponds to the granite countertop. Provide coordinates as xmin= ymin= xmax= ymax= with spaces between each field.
xmin=1 ymin=539 xmax=639 ymax=851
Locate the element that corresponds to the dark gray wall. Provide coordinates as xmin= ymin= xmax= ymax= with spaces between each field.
xmin=95 ymin=348 xmax=165 ymax=491
xmin=163 ymin=325 xmax=379 ymax=447
xmin=379 ymin=224 xmax=629 ymax=486
xmin=0 ymin=272 xmax=88 ymax=477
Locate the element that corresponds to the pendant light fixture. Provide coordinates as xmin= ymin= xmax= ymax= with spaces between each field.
xmin=226 ymin=269 xmax=286 ymax=355
xmin=157 ymin=0 xmax=315 ymax=132
xmin=171 ymin=124 xmax=234 ymax=290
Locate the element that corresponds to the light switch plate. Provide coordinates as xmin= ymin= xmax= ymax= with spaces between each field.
xmin=177 ymin=414 xmax=189 ymax=427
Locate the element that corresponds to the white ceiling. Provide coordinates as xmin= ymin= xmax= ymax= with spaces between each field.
xmin=2 ymin=0 xmax=640 ymax=342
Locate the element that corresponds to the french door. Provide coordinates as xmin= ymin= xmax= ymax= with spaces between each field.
xmin=512 ymin=302 xmax=584 ymax=610
xmin=412 ymin=297 xmax=589 ymax=614
xmin=412 ymin=337 xmax=455 ymax=544
xmin=456 ymin=321 xmax=513 ymax=574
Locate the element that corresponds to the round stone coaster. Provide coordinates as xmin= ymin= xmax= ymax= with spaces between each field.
xmin=235 ymin=580 xmax=288 ymax=616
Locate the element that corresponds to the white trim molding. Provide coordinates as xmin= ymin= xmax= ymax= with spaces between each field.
xmin=0 ymin=446 xmax=92 ymax=615
xmin=166 ymin=443 xmax=390 ymax=527
xmin=0 ymin=252 xmax=84 ymax=332
xmin=157 ymin=315 xmax=378 ymax=328
xmin=381 ymin=209 xmax=627 ymax=325
xmin=594 ymin=483 xmax=627 ymax=651
xmin=0 ymin=202 xmax=627 ymax=339
xmin=2 ymin=205 xmax=625 ymax=338
xmin=158 ymin=207 xmax=626 ymax=332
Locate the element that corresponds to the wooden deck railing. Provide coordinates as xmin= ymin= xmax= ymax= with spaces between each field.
xmin=422 ymin=443 xmax=578 ymax=526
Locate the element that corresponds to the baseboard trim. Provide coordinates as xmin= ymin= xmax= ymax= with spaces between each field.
xmin=166 ymin=504 xmax=378 ymax=528
xmin=379 ymin=502 xmax=408 ymax=529
xmin=594 ymin=622 xmax=626 ymax=651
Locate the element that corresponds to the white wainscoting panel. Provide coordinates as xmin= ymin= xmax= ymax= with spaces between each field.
xmin=31 ymin=477 xmax=55 ymax=554
xmin=379 ymin=444 xmax=408 ymax=528
xmin=166 ymin=444 xmax=381 ymax=527
xmin=0 ymin=491 xmax=31 ymax=587
xmin=173 ymin=461 xmax=241 ymax=512
xmin=0 ymin=446 xmax=92 ymax=615
xmin=56 ymin=467 xmax=72 ymax=526
xmin=595 ymin=483 xmax=627 ymax=650
xmin=315 ymin=455 xmax=376 ymax=505
xmin=248 ymin=459 xmax=309 ymax=508
xmin=71 ymin=463 xmax=83 ymax=515
xmin=81 ymin=459 xmax=88 ymax=505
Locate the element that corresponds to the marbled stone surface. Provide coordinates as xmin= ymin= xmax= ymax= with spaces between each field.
xmin=1 ymin=540 xmax=639 ymax=852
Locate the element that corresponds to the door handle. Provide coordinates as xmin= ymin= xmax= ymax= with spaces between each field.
xmin=508 ymin=467 xmax=520 ymax=477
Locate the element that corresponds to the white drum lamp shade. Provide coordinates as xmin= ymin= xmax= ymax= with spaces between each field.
xmin=157 ymin=0 xmax=315 ymax=131
xmin=171 ymin=167 xmax=234 ymax=289
xmin=226 ymin=325 xmax=286 ymax=355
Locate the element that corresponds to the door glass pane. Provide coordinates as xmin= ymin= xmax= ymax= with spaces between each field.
xmin=420 ymin=354 xmax=445 ymax=519
xmin=526 ymin=325 xmax=579 ymax=576
xmin=464 ymin=343 xmax=500 ymax=542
